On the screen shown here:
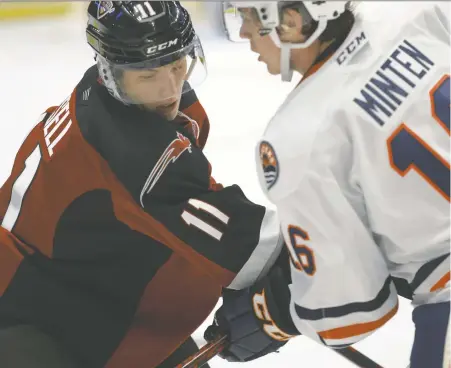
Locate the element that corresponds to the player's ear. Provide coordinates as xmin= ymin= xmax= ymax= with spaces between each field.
xmin=279 ymin=8 xmax=304 ymax=43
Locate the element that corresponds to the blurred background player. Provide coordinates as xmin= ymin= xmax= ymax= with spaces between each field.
xmin=0 ymin=2 xmax=284 ymax=367
xmin=205 ymin=2 xmax=450 ymax=368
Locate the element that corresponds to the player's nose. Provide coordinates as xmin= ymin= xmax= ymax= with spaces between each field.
xmin=159 ymin=71 xmax=180 ymax=99
xmin=239 ymin=23 xmax=251 ymax=40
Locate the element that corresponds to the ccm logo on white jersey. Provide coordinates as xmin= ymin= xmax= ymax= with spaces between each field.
xmin=147 ymin=39 xmax=178 ymax=55
xmin=336 ymin=31 xmax=367 ymax=66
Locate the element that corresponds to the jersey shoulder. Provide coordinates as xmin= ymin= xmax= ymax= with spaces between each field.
xmin=179 ymin=85 xmax=210 ymax=150
xmin=342 ymin=3 xmax=449 ymax=130
xmin=73 ymin=66 xmax=211 ymax=205
xmin=257 ymin=32 xmax=362 ymax=200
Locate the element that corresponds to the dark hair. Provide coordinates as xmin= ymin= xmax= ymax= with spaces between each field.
xmin=282 ymin=1 xmax=355 ymax=44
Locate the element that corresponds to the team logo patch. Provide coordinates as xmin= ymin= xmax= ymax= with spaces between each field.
xmin=140 ymin=132 xmax=192 ymax=205
xmin=259 ymin=141 xmax=279 ymax=190
xmin=96 ymin=1 xmax=115 ymax=19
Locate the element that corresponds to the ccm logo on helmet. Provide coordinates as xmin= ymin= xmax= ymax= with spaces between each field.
xmin=147 ymin=39 xmax=179 ymax=55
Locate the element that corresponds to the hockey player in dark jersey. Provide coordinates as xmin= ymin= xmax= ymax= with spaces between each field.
xmin=0 ymin=2 xmax=283 ymax=367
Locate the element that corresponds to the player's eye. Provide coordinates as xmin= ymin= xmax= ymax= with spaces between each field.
xmin=238 ymin=9 xmax=246 ymax=20
xmin=171 ymin=59 xmax=186 ymax=72
xmin=238 ymin=9 xmax=253 ymax=22
xmin=139 ymin=74 xmax=156 ymax=80
xmin=259 ymin=28 xmax=272 ymax=36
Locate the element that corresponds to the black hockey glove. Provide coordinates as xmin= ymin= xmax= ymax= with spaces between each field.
xmin=204 ymin=265 xmax=300 ymax=362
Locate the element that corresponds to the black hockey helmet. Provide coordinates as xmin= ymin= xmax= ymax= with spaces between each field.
xmin=86 ymin=1 xmax=207 ymax=105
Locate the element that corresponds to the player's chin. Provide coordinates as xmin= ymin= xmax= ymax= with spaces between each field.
xmin=155 ymin=99 xmax=181 ymax=121
xmin=160 ymin=107 xmax=179 ymax=121
xmin=259 ymin=58 xmax=281 ymax=76
xmin=266 ymin=64 xmax=281 ymax=76
xmin=165 ymin=108 xmax=179 ymax=121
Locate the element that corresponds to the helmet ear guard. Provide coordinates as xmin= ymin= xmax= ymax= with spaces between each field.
xmin=294 ymin=1 xmax=347 ymax=48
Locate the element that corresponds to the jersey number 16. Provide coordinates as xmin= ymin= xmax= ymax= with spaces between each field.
xmin=387 ymin=74 xmax=450 ymax=202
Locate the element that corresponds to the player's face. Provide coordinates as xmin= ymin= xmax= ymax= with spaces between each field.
xmin=238 ymin=7 xmax=318 ymax=76
xmin=121 ymin=58 xmax=188 ymax=120
xmin=238 ymin=8 xmax=281 ymax=75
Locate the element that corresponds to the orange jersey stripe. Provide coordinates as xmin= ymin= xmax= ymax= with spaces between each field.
xmin=318 ymin=304 xmax=399 ymax=340
xmin=430 ymin=271 xmax=451 ymax=292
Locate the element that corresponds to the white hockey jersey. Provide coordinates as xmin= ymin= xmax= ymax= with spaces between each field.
xmin=255 ymin=2 xmax=450 ymax=347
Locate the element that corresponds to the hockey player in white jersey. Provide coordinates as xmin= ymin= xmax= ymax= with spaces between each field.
xmin=204 ymin=2 xmax=450 ymax=367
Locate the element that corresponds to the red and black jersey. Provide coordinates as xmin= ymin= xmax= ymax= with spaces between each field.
xmin=0 ymin=66 xmax=282 ymax=368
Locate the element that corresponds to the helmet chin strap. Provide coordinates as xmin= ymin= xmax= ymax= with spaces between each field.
xmin=271 ymin=18 xmax=329 ymax=83
xmin=280 ymin=43 xmax=293 ymax=82
xmin=270 ymin=30 xmax=293 ymax=82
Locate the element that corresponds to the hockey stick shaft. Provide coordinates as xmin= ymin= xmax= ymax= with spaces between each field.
xmin=178 ymin=334 xmax=384 ymax=368
xmin=176 ymin=335 xmax=228 ymax=368
xmin=336 ymin=346 xmax=384 ymax=368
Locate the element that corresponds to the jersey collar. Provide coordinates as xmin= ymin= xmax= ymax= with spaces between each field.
xmin=297 ymin=20 xmax=355 ymax=85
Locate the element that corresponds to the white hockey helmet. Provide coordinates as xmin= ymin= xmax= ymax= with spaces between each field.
xmin=229 ymin=1 xmax=347 ymax=81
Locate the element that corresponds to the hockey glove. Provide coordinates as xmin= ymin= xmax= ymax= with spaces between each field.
xmin=204 ymin=265 xmax=300 ymax=362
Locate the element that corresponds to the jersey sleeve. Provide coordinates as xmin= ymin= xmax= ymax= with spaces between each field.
xmin=275 ymin=169 xmax=399 ymax=347
xmin=142 ymin=168 xmax=284 ymax=290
